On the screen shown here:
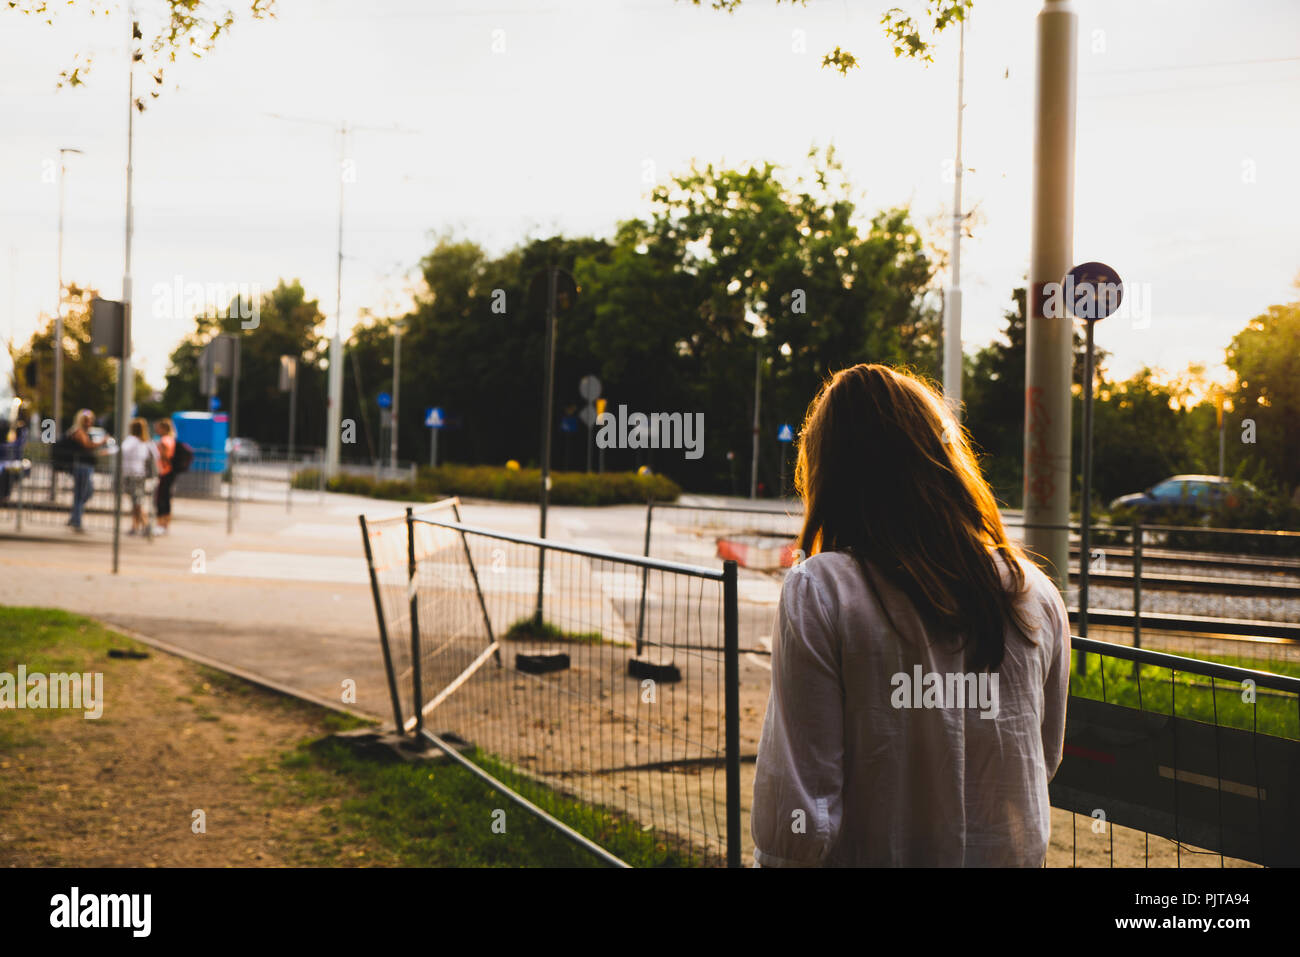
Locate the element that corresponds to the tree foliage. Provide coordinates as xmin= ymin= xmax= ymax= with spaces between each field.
xmin=161 ymin=279 xmax=327 ymax=449
xmin=1226 ymin=293 xmax=1300 ymax=497
xmin=9 ymin=0 xmax=274 ymax=97
xmin=10 ymin=285 xmax=151 ymax=434
xmin=689 ymin=0 xmax=973 ymax=72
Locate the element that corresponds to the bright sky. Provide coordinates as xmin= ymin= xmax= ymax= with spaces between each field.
xmin=3 ymin=0 xmax=1298 ymax=393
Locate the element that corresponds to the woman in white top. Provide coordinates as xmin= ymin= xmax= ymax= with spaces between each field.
xmin=120 ymin=418 xmax=159 ymax=536
xmin=751 ymin=363 xmax=1071 ymax=867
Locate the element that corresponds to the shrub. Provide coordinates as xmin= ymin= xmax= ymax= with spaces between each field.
xmin=302 ymin=464 xmax=681 ymax=506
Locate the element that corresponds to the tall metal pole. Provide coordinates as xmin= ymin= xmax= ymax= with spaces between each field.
xmin=1078 ymin=318 xmax=1095 ymax=642
xmin=226 ymin=336 xmax=239 ymax=535
xmin=942 ymin=16 xmax=966 ymax=416
xmin=749 ymin=345 xmax=761 ymax=499
xmin=1022 ymin=0 xmax=1078 ymax=592
xmin=53 ymin=147 xmax=82 ymax=442
xmin=111 ymin=13 xmax=136 ymax=576
xmin=536 ymin=265 xmax=556 ymax=626
xmin=52 ymin=147 xmax=81 ymax=499
xmin=389 ymin=324 xmax=401 ymax=470
xmin=287 ymin=357 xmax=297 ymax=513
xmin=325 ymin=124 xmax=348 ymax=480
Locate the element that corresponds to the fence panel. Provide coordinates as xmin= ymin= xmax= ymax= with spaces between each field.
xmin=3 ymin=450 xmax=126 ymax=532
xmin=382 ymin=514 xmax=742 ymax=867
xmin=1049 ymin=636 xmax=1300 ymax=867
xmin=357 ymin=498 xmax=465 ymax=733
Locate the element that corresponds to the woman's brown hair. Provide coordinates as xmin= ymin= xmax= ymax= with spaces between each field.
xmin=794 ymin=363 xmax=1032 ymax=672
xmin=129 ymin=418 xmax=148 ymax=441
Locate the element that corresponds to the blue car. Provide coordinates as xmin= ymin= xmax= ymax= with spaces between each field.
xmin=1109 ymin=474 xmax=1258 ymax=517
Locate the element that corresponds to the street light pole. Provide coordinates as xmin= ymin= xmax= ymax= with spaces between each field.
xmin=111 ymin=13 xmax=137 ymax=575
xmin=325 ymin=124 xmax=348 ymax=480
xmin=942 ymin=16 xmax=966 ymax=416
xmin=54 ymin=147 xmax=82 ymax=442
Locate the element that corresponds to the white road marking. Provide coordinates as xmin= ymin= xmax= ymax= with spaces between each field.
xmin=203 ymin=551 xmax=369 ymax=585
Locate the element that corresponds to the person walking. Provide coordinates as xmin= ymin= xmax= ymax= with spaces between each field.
xmin=121 ymin=418 xmax=159 ymax=536
xmin=750 ymin=364 xmax=1071 ymax=867
xmin=153 ymin=418 xmax=177 ymax=536
xmin=66 ymin=409 xmax=107 ymax=533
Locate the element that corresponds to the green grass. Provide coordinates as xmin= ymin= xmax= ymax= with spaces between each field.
xmin=501 ymin=617 xmax=606 ymax=646
xmin=1070 ymin=647 xmax=1300 ymax=740
xmin=0 ymin=605 xmax=684 ymax=867
xmin=287 ymin=737 xmax=688 ymax=867
xmin=0 ymin=606 xmax=148 ymax=750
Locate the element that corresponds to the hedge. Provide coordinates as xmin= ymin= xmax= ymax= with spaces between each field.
xmin=291 ymin=464 xmax=681 ymax=506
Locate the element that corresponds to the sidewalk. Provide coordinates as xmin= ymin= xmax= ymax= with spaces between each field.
xmin=0 ymin=490 xmax=659 ymax=723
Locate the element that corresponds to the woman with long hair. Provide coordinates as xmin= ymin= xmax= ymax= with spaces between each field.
xmin=153 ymin=418 xmax=176 ymax=535
xmin=66 ymin=408 xmax=106 ymax=533
xmin=751 ymin=364 xmax=1070 ymax=867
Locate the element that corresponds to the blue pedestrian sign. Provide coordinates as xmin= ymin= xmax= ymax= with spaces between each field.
xmin=209 ymin=396 xmax=221 ymax=412
xmin=777 ymin=424 xmax=794 ymax=443
xmin=425 ymin=407 xmax=444 ymax=429
xmin=377 ymin=391 xmax=392 ymax=410
xmin=560 ymin=416 xmax=578 ymax=434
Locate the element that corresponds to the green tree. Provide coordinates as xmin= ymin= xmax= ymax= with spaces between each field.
xmin=11 ymin=284 xmax=151 ymax=435
xmin=9 ymin=0 xmax=274 ymax=98
xmin=577 ymin=148 xmax=940 ymax=492
xmin=162 ymin=279 xmax=328 ymax=449
xmin=1226 ymin=293 xmax=1300 ymax=498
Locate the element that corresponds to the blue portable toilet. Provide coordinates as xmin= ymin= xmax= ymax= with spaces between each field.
xmin=172 ymin=411 xmax=228 ymax=473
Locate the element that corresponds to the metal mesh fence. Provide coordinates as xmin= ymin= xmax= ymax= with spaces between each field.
xmin=1049 ymin=636 xmax=1300 ymax=868
xmin=1 ymin=452 xmax=128 ymax=532
xmin=0 ymin=445 xmax=326 ymax=534
xmin=357 ymin=498 xmax=465 ymax=732
xmin=362 ymin=510 xmax=743 ymax=867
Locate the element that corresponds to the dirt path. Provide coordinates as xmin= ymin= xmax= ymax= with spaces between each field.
xmin=0 ymin=629 xmax=381 ymax=867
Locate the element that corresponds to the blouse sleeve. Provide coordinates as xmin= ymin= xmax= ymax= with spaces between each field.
xmin=1040 ymin=582 xmax=1071 ymax=780
xmin=751 ymin=563 xmax=845 ymax=867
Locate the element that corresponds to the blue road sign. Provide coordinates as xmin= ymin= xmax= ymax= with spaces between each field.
xmin=425 ymin=407 xmax=444 ymax=429
xmin=560 ymin=415 xmax=578 ymax=434
xmin=377 ymin=391 xmax=392 ymax=409
xmin=777 ymin=424 xmax=794 ymax=443
xmin=1064 ymin=261 xmax=1124 ymax=321
xmin=209 ymin=396 xmax=221 ymax=412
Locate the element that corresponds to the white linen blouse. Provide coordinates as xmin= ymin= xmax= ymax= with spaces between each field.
xmin=751 ymin=548 xmax=1070 ymax=867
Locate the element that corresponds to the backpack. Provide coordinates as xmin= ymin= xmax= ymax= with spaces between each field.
xmin=52 ymin=434 xmax=87 ymax=474
xmin=170 ymin=440 xmax=194 ymax=474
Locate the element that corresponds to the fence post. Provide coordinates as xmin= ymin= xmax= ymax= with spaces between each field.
xmin=1132 ymin=519 xmax=1142 ymax=651
xmin=723 ymin=558 xmax=741 ymax=868
xmin=636 ymin=500 xmax=654 ymax=655
xmin=14 ymin=468 xmax=23 ymax=533
xmin=451 ymin=500 xmax=500 ymax=666
xmin=406 ymin=506 xmax=424 ymax=738
xmin=359 ymin=515 xmax=407 ymax=734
